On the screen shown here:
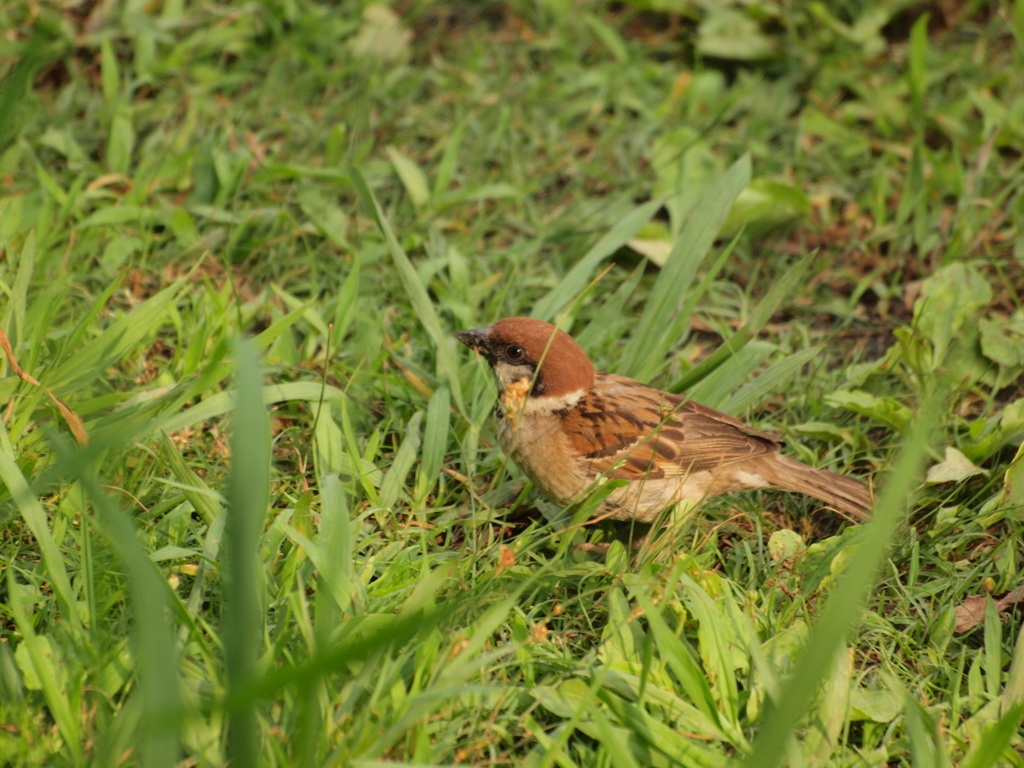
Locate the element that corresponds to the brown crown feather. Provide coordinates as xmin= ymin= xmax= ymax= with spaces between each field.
xmin=488 ymin=317 xmax=595 ymax=399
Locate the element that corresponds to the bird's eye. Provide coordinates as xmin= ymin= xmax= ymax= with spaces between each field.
xmin=506 ymin=345 xmax=525 ymax=361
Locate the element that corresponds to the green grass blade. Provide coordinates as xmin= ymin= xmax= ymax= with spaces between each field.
xmin=47 ymin=279 xmax=186 ymax=393
xmin=433 ymin=120 xmax=465 ymax=200
xmin=379 ymin=411 xmax=423 ymax=509
xmin=959 ymin=701 xmax=1024 ymax=768
xmin=0 ymin=423 xmax=82 ymax=631
xmin=1002 ymin=622 xmax=1024 ymax=715
xmin=159 ymin=432 xmax=222 ymax=526
xmin=223 ymin=340 xmax=271 ymax=768
xmin=80 ymin=475 xmax=183 ymax=768
xmin=618 ymin=155 xmax=751 ymax=378
xmin=415 ymin=385 xmax=450 ymax=503
xmin=669 ymin=252 xmax=814 ymax=394
xmin=352 ymin=167 xmax=465 ymax=413
xmin=156 ymin=381 xmax=347 ymax=435
xmin=631 ymin=592 xmax=723 ymax=733
xmin=598 ymin=689 xmax=729 ymax=768
xmin=3 ymin=229 xmax=33 ymax=351
xmin=686 ymin=341 xmax=775 ymax=409
xmin=721 ymin=346 xmax=823 ymax=416
xmin=742 ymin=391 xmax=938 ymax=768
xmin=532 ymin=197 xmax=663 ymax=322
xmin=315 ymin=472 xmax=354 ymax=629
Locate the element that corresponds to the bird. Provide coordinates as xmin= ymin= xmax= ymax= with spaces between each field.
xmin=454 ymin=317 xmax=871 ymax=524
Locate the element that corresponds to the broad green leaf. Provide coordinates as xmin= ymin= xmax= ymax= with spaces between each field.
xmin=979 ymin=314 xmax=1024 ymax=368
xmin=924 ymin=447 xmax=987 ymax=485
xmin=349 ymin=3 xmax=412 ymax=62
xmin=697 ymin=8 xmax=776 ymax=61
xmin=7 ymin=576 xmax=83 ymax=766
xmin=913 ymin=263 xmax=992 ymax=368
xmin=823 ymin=389 xmax=912 ymax=431
xmin=850 ymin=688 xmax=901 ymax=723
xmin=721 ymin=178 xmax=809 ymax=238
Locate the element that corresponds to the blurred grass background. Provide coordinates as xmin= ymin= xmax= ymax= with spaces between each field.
xmin=1 ymin=0 xmax=1024 ymax=765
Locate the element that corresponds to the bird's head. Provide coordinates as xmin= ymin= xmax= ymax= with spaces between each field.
xmin=454 ymin=317 xmax=595 ymax=405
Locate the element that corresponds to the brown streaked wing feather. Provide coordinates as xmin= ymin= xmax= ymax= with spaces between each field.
xmin=560 ymin=372 xmax=782 ymax=480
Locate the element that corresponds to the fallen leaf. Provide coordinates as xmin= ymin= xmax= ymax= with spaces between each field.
xmin=926 ymin=447 xmax=987 ymax=484
xmin=955 ymin=587 xmax=1024 ymax=633
xmin=349 ymin=4 xmax=412 ymax=62
xmin=626 ymin=237 xmax=673 ymax=267
xmin=768 ymin=529 xmax=807 ymax=562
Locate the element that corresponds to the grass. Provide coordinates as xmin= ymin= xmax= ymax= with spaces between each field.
xmin=1 ymin=0 xmax=1024 ymax=765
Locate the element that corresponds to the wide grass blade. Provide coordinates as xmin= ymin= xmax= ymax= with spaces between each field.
xmin=47 ymin=279 xmax=186 ymax=393
xmin=160 ymin=432 xmax=222 ymax=526
xmin=532 ymin=197 xmax=663 ymax=322
xmin=223 ymin=340 xmax=271 ymax=768
xmin=631 ymin=592 xmax=723 ymax=733
xmin=721 ymin=346 xmax=823 ymax=416
xmin=958 ymin=700 xmax=1024 ymax=768
xmin=670 ymin=252 xmax=814 ymax=394
xmin=742 ymin=391 xmax=939 ymax=768
xmin=415 ymin=385 xmax=450 ymax=503
xmin=686 ymin=341 xmax=776 ymax=409
xmin=315 ymin=472 xmax=355 ymax=628
xmin=618 ymin=155 xmax=751 ymax=378
xmin=79 ymin=475 xmax=183 ymax=768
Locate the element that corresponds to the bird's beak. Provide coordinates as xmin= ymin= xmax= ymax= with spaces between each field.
xmin=453 ymin=327 xmax=489 ymax=353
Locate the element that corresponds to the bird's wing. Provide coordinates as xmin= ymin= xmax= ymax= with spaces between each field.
xmin=559 ymin=373 xmax=782 ymax=481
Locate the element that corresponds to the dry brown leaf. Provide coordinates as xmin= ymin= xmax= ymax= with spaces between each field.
xmin=955 ymin=587 xmax=1024 ymax=633
xmin=0 ymin=327 xmax=42 ymax=386
xmin=0 ymin=326 xmax=88 ymax=445
xmin=45 ymin=389 xmax=89 ymax=445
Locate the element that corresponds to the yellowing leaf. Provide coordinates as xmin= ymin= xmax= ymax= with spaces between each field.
xmin=350 ymin=4 xmax=412 ymax=63
xmin=925 ymin=447 xmax=987 ymax=484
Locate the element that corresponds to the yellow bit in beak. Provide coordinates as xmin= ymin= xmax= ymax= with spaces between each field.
xmin=500 ymin=377 xmax=531 ymax=419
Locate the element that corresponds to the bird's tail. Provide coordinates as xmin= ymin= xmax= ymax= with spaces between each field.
xmin=753 ymin=454 xmax=872 ymax=521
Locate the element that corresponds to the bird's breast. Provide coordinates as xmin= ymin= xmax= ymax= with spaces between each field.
xmin=494 ymin=404 xmax=588 ymax=505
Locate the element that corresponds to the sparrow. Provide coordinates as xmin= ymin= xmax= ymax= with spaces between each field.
xmin=455 ymin=317 xmax=871 ymax=523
